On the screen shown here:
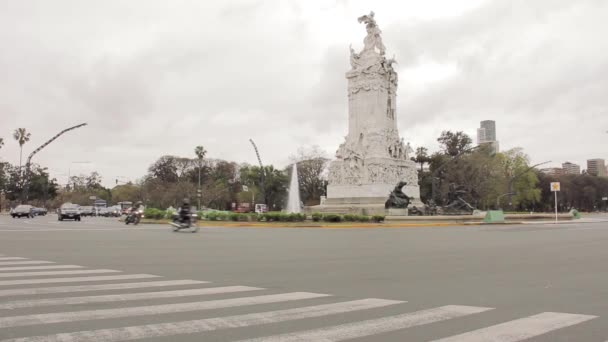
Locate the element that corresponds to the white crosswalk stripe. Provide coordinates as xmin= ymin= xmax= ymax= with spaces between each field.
xmin=0 ymin=260 xmax=54 ymax=266
xmin=0 ymin=257 xmax=26 ymax=261
xmin=0 ymin=285 xmax=264 ymax=309
xmin=0 ymin=292 xmax=330 ymax=328
xmin=237 ymin=305 xmax=493 ymax=342
xmin=0 ymin=255 xmax=599 ymax=341
xmin=0 ymin=298 xmax=402 ymax=342
xmin=0 ymin=269 xmax=120 ymax=278
xmin=430 ymin=312 xmax=598 ymax=342
xmin=0 ymin=265 xmax=84 ymax=272
xmin=0 ymin=273 xmax=160 ymax=286
xmin=0 ymin=279 xmax=206 ymax=297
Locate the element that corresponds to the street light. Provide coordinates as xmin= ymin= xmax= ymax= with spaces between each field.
xmin=502 ymin=160 xmax=551 ymax=210
xmin=21 ymin=123 xmax=87 ymax=202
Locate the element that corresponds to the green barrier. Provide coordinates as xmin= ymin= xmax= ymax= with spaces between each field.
xmin=484 ymin=210 xmax=505 ymax=223
xmin=569 ymin=209 xmax=581 ymax=219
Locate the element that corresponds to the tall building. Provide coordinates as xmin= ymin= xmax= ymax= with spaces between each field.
xmin=477 ymin=120 xmax=499 ymax=153
xmin=587 ymin=159 xmax=606 ymax=177
xmin=562 ymin=162 xmax=580 ymax=175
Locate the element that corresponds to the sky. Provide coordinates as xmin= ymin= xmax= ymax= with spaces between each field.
xmin=0 ymin=0 xmax=607 ymax=187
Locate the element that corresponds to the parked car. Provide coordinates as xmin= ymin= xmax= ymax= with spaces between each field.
xmin=11 ymin=205 xmax=34 ymax=218
xmin=79 ymin=206 xmax=94 ymax=217
xmin=58 ymin=203 xmax=81 ymax=221
xmin=99 ymin=206 xmax=121 ymax=217
xmin=32 ymin=207 xmax=48 ymax=216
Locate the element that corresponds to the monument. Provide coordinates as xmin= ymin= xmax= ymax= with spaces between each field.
xmin=313 ymin=12 xmax=420 ymax=215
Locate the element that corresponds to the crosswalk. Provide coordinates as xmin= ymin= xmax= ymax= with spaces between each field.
xmin=0 ymin=253 xmax=600 ymax=341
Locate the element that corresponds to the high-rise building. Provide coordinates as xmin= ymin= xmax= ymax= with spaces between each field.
xmin=562 ymin=162 xmax=580 ymax=175
xmin=587 ymin=159 xmax=606 ymax=177
xmin=476 ymin=120 xmax=499 ymax=153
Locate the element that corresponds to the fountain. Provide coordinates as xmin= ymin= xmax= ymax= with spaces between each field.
xmin=286 ymin=163 xmax=301 ymax=213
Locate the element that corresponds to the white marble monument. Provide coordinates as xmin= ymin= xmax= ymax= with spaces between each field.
xmin=319 ymin=12 xmax=420 ymax=214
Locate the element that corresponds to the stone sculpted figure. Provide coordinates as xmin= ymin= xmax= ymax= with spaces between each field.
xmin=357 ymin=11 xmax=386 ymax=57
xmin=444 ymin=183 xmax=475 ymax=214
xmin=385 ymin=181 xmax=411 ymax=209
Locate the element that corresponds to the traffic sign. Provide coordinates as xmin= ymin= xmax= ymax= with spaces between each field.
xmin=242 ymin=185 xmax=249 ymax=192
xmin=550 ymin=182 xmax=561 ymax=192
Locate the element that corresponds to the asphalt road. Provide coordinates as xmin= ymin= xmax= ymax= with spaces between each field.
xmin=0 ymin=214 xmax=607 ymax=341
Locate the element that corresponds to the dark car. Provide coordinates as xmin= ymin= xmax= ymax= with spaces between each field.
xmin=58 ymin=203 xmax=81 ymax=221
xmin=32 ymin=207 xmax=48 ymax=216
xmin=11 ymin=205 xmax=34 ymax=218
xmin=79 ymin=206 xmax=94 ymax=217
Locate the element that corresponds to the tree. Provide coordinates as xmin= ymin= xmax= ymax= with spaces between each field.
xmin=412 ymin=147 xmax=431 ymax=172
xmin=194 ymin=146 xmax=207 ymax=209
xmin=240 ymin=165 xmax=288 ymax=210
xmin=437 ymin=131 xmax=472 ymax=157
xmin=289 ymin=146 xmax=329 ymax=205
xmin=148 ymin=156 xmax=179 ymax=183
xmin=0 ymin=137 xmax=4 ymax=151
xmin=12 ymin=128 xmax=31 ymax=171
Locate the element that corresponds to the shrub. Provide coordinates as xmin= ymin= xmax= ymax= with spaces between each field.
xmin=143 ymin=208 xmax=165 ymax=220
xmin=323 ymin=214 xmax=342 ymax=222
xmin=311 ymin=212 xmax=323 ymax=222
xmin=206 ymin=212 xmax=219 ymax=221
xmin=357 ymin=215 xmax=370 ymax=222
xmin=343 ymin=214 xmax=357 ymax=222
xmin=229 ymin=213 xmax=239 ymax=221
xmin=372 ymin=215 xmax=385 ymax=223
xmin=217 ymin=212 xmax=230 ymax=221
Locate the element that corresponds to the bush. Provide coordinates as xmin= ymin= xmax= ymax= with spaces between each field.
xmin=357 ymin=215 xmax=370 ymax=222
xmin=143 ymin=208 xmax=165 ymax=220
xmin=372 ymin=215 xmax=385 ymax=223
xmin=206 ymin=212 xmax=219 ymax=221
xmin=343 ymin=214 xmax=357 ymax=222
xmin=311 ymin=212 xmax=323 ymax=222
xmin=229 ymin=213 xmax=239 ymax=221
xmin=323 ymin=214 xmax=342 ymax=222
xmin=217 ymin=212 xmax=230 ymax=221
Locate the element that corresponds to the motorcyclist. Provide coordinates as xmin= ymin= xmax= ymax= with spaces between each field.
xmin=178 ymin=198 xmax=191 ymax=225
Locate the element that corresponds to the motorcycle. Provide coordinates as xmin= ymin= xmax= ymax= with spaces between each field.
xmin=170 ymin=212 xmax=199 ymax=233
xmin=125 ymin=209 xmax=143 ymax=225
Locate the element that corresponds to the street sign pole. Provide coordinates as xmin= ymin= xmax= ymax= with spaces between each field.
xmin=554 ymin=191 xmax=558 ymax=223
xmin=550 ymin=182 xmax=561 ymax=223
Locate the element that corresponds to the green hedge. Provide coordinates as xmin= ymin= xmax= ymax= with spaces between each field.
xmin=143 ymin=208 xmax=166 ymax=220
xmin=258 ymin=212 xmax=306 ymax=222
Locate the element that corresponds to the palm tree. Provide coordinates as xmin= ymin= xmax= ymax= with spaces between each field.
xmin=194 ymin=145 xmax=207 ymax=209
xmin=13 ymin=128 xmax=31 ymax=171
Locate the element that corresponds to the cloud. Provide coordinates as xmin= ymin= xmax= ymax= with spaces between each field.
xmin=0 ymin=0 xmax=606 ymax=187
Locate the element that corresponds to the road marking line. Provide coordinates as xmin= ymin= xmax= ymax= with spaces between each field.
xmin=430 ymin=312 xmax=597 ymax=341
xmin=237 ymin=305 xmax=492 ymax=342
xmin=0 ymin=265 xmax=84 ymax=272
xmin=0 ymin=261 xmax=54 ymax=266
xmin=0 ymin=298 xmax=401 ymax=342
xmin=0 ymin=286 xmax=264 ymax=309
xmin=0 ymin=292 xmax=330 ymax=328
xmin=0 ymin=269 xmax=120 ymax=278
xmin=0 ymin=274 xmax=160 ymax=287
xmin=0 ymin=279 xmax=206 ymax=297
xmin=0 ymin=257 xmax=26 ymax=261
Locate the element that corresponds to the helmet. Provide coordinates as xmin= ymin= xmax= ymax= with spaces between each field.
xmin=136 ymin=201 xmax=143 ymax=205
xmin=183 ymin=198 xmax=190 ymax=204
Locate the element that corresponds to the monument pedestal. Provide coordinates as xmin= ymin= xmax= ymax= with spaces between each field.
xmin=311 ymin=12 xmax=422 ymax=215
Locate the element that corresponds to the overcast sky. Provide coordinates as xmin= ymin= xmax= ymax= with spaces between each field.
xmin=1 ymin=0 xmax=606 ymax=187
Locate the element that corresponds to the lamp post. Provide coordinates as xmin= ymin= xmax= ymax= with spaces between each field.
xmin=21 ymin=123 xmax=87 ymax=202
